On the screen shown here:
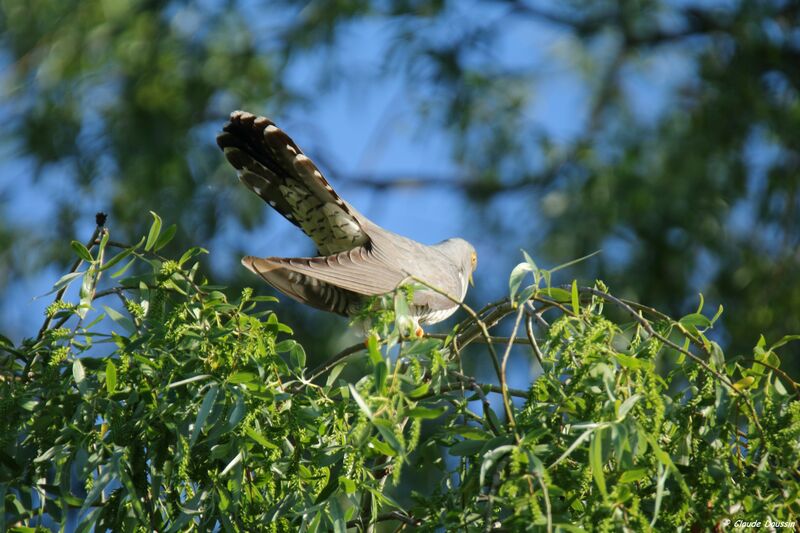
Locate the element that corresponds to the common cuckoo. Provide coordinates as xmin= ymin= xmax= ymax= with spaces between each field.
xmin=217 ymin=110 xmax=477 ymax=331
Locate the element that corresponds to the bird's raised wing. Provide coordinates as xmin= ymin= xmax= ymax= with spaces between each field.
xmin=217 ymin=110 xmax=369 ymax=255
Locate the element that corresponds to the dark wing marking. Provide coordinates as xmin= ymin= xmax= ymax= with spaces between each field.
xmin=217 ymin=110 xmax=369 ymax=255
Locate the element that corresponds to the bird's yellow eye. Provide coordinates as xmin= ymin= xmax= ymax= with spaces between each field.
xmin=471 ymin=252 xmax=478 ymax=267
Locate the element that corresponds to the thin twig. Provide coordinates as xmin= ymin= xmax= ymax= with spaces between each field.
xmin=499 ymin=306 xmax=526 ymax=431
xmin=306 ymin=342 xmax=367 ymax=384
xmin=416 ymin=378 xmax=528 ymax=401
xmin=740 ymin=358 xmax=799 ymax=396
xmin=409 ymin=276 xmax=505 ymax=386
xmin=345 ymin=511 xmax=421 ymax=530
xmin=450 ymin=301 xmax=517 ymax=355
xmin=426 ymin=333 xmax=531 ymax=345
xmin=483 ymin=456 xmax=511 ymax=532
xmin=535 ymin=472 xmax=553 ymax=533
xmin=453 ymin=374 xmax=500 ymax=436
xmin=524 ymin=308 xmax=544 ymax=366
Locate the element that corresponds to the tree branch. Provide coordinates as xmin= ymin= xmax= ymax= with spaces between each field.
xmin=346 ymin=511 xmax=421 ymax=530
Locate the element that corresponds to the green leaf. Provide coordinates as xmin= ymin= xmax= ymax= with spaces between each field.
xmin=10 ymin=527 xmax=38 ymax=533
xmin=770 ymin=334 xmax=800 ymax=351
xmin=394 ymin=288 xmax=413 ymax=334
xmin=167 ymin=374 xmax=212 ymax=389
xmin=35 ymin=270 xmax=82 ymax=298
xmin=71 ymin=240 xmax=93 ymax=262
xmin=190 ymin=384 xmax=219 ymax=446
xmin=118 ymin=463 xmax=147 ymax=522
xmin=374 ymin=360 xmax=387 ymax=394
xmin=220 ymin=451 xmax=243 ymax=477
xmin=52 ymin=271 xmax=84 ymax=291
xmin=643 ymin=431 xmax=690 ymax=496
xmin=317 ymin=450 xmax=345 ymax=467
xmin=244 ymin=427 xmax=278 ymax=450
xmin=612 ymin=352 xmax=651 ymax=370
xmin=77 ymin=266 xmax=97 ymax=318
xmin=178 ymin=246 xmax=209 ymax=266
xmin=325 ymin=364 xmax=346 ymax=388
xmin=105 ymin=360 xmax=117 ymax=394
xmin=407 ymin=406 xmax=447 ymax=419
xmin=338 ymin=476 xmax=357 ymax=495
xmin=78 ymin=458 xmax=117 ymax=517
xmin=98 ymin=229 xmax=109 ymax=251
xmin=227 ymin=395 xmax=246 ymax=429
xmin=550 ymin=428 xmax=595 ymax=468
xmin=72 ymin=359 xmax=85 ymax=385
xmin=275 ymin=340 xmax=296 ymax=353
xmin=103 ymin=305 xmax=136 ymax=334
xmin=617 ymin=394 xmax=641 ymax=419
xmin=290 ymin=343 xmax=306 ymax=369
xmin=408 ymin=382 xmax=430 ymax=399
xmin=479 ymin=444 xmax=515 ymax=486
xmin=618 ymin=468 xmax=649 ymax=483
xmin=571 ymin=280 xmax=580 ymax=315
xmin=153 ymin=223 xmax=177 ymax=251
xmin=314 ymin=461 xmax=344 ymax=504
xmin=110 ymin=257 xmax=136 ymax=278
xmin=710 ymin=304 xmax=724 ymax=325
xmin=650 ymin=462 xmax=668 ymax=527
xmin=695 ymin=292 xmax=705 ymax=314
xmin=449 ymin=426 xmax=492 ymax=440
xmin=540 ymin=287 xmax=571 ymax=302
xmin=349 ymin=385 xmax=373 ymax=420
xmin=228 ymin=372 xmax=257 ymax=384
xmin=590 ymin=428 xmax=607 ymax=498
xmin=709 ymin=341 xmax=725 ymax=369
xmin=75 ymin=508 xmax=103 ymax=533
xmin=373 ymin=420 xmax=403 ymax=455
xmin=732 ymin=376 xmax=755 ymax=391
xmin=100 ymin=246 xmax=135 ymax=272
xmin=403 ymin=337 xmax=442 ymax=356
xmin=330 ymin=497 xmax=346 ymax=533
xmin=449 ymin=439 xmax=486 ymax=456
xmin=679 ymin=313 xmax=712 ymax=330
xmin=144 ymin=211 xmax=162 ymax=251
xmin=368 ymin=437 xmax=397 ymax=457
xmin=522 ymin=249 xmax=538 ymax=272
xmin=509 ymin=261 xmax=532 ymax=302
xmin=367 ymin=334 xmax=382 ymax=365
xmin=549 ymin=250 xmax=602 ymax=274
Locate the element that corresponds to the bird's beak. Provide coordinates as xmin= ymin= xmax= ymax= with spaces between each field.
xmin=469 ymin=272 xmax=474 ymax=287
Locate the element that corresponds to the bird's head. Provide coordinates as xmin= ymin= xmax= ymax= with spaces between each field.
xmin=436 ymin=238 xmax=478 ymax=289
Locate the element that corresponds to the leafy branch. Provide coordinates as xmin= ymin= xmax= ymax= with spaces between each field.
xmin=2 ymin=215 xmax=798 ymax=532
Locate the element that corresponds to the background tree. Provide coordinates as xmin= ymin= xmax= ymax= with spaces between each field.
xmin=1 ymin=0 xmax=798 ymax=376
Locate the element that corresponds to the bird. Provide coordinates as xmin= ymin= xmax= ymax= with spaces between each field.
xmin=216 ymin=110 xmax=477 ymax=334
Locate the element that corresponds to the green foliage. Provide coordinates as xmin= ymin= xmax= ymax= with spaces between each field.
xmin=1 ymin=219 xmax=798 ymax=531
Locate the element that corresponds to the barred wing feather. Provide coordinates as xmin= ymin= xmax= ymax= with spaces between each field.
xmin=216 ymin=111 xmax=369 ymax=255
